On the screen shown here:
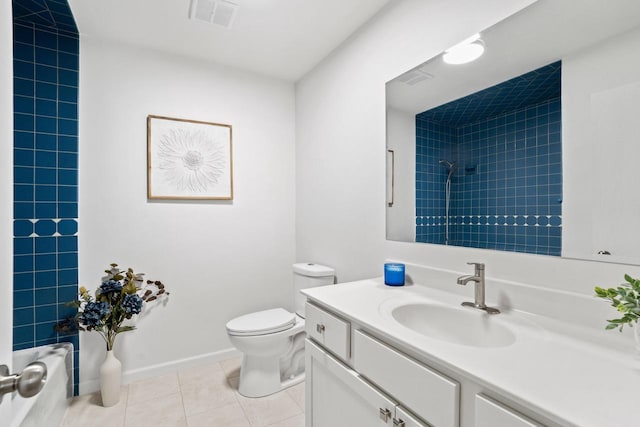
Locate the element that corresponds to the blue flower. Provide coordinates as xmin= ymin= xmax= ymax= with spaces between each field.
xmin=122 ymin=294 xmax=143 ymax=315
xmin=81 ymin=301 xmax=110 ymax=327
xmin=99 ymin=280 xmax=123 ymax=295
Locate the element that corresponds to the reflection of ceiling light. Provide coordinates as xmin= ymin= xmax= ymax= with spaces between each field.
xmin=443 ymin=33 xmax=485 ymax=65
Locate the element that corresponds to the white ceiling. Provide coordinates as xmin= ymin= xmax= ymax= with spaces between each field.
xmin=67 ymin=0 xmax=391 ymax=82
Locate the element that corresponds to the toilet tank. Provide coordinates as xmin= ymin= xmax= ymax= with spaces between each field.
xmin=293 ymin=263 xmax=335 ymax=318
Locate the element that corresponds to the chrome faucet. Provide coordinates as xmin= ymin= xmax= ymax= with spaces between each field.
xmin=457 ymin=262 xmax=500 ymax=314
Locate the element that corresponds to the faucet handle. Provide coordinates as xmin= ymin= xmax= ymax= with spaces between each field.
xmin=466 ymin=262 xmax=485 ymax=271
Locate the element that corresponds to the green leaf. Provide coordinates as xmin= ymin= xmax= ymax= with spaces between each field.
xmin=625 ymin=274 xmax=635 ymax=284
xmin=595 ymin=286 xmax=608 ymax=297
xmin=116 ymin=325 xmax=136 ymax=333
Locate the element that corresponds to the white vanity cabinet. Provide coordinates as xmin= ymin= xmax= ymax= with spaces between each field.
xmin=304 ymin=301 xmax=549 ymax=427
xmin=305 ymin=303 xmax=433 ymax=427
xmin=475 ymin=394 xmax=543 ymax=427
xmin=306 ymin=339 xmax=429 ymax=427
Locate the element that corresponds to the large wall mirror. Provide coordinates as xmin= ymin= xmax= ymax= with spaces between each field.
xmin=386 ymin=0 xmax=640 ymax=265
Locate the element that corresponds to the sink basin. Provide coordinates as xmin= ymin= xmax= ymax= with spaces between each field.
xmin=391 ymin=303 xmax=516 ymax=348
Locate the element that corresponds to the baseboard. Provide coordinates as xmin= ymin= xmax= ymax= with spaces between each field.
xmin=79 ymin=347 xmax=241 ymax=395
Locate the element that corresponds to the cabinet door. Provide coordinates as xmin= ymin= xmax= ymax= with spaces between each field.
xmin=306 ymin=338 xmax=397 ymax=427
xmin=305 ymin=302 xmax=351 ymax=361
xmin=353 ymin=330 xmax=459 ymax=427
xmin=475 ymin=394 xmax=544 ymax=427
xmin=395 ymin=406 xmax=431 ymax=427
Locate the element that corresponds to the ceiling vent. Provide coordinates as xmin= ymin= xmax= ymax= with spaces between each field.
xmin=395 ymin=67 xmax=434 ymax=86
xmin=189 ymin=0 xmax=238 ymax=29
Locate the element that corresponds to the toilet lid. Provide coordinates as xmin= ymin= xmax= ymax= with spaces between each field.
xmin=226 ymin=308 xmax=296 ymax=336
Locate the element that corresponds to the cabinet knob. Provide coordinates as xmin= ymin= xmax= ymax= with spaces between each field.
xmin=393 ymin=418 xmax=405 ymax=427
xmin=316 ymin=323 xmax=325 ymax=334
xmin=379 ymin=407 xmax=392 ymax=422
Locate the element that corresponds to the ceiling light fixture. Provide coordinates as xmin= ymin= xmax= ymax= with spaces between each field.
xmin=442 ymin=33 xmax=485 ymax=65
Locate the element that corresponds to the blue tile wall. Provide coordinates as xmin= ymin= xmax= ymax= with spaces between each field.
xmin=415 ymin=120 xmax=457 ymax=244
xmin=12 ymin=0 xmax=79 ymax=394
xmin=416 ymin=63 xmax=562 ymax=256
xmin=418 ymin=62 xmax=561 ymax=127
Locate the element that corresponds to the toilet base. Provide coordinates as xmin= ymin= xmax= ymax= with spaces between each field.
xmin=228 ymin=316 xmax=306 ymax=398
xmin=238 ymin=355 xmax=305 ymax=398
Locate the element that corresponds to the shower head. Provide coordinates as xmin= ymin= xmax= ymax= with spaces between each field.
xmin=439 ymin=159 xmax=458 ymax=179
xmin=439 ymin=159 xmax=455 ymax=169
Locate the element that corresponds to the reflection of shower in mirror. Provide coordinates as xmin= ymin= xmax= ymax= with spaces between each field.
xmin=439 ymin=160 xmax=457 ymax=245
xmin=385 ymin=0 xmax=640 ymax=263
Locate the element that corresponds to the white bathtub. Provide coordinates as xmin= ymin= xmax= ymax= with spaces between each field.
xmin=11 ymin=343 xmax=73 ymax=427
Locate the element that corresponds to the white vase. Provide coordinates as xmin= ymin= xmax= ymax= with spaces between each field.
xmin=100 ymin=350 xmax=122 ymax=407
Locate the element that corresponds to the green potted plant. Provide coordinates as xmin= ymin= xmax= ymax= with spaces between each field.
xmin=594 ymin=274 xmax=640 ymax=349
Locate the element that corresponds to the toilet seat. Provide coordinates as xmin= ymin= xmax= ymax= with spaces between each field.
xmin=226 ymin=308 xmax=296 ymax=336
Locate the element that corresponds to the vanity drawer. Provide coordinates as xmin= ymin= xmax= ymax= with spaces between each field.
xmin=475 ymin=394 xmax=543 ymax=427
xmin=353 ymin=330 xmax=459 ymax=427
xmin=305 ymin=302 xmax=350 ymax=361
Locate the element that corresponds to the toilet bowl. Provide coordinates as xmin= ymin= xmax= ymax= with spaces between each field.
xmin=226 ymin=263 xmax=335 ymax=398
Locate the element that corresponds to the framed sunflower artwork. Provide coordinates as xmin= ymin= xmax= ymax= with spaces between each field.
xmin=147 ymin=115 xmax=233 ymax=200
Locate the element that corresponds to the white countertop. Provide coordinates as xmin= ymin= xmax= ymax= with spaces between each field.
xmin=303 ymin=277 xmax=640 ymax=427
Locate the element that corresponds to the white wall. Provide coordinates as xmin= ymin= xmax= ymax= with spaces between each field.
xmin=385 ymin=107 xmax=414 ymax=242
xmin=78 ymin=38 xmax=296 ymax=390
xmin=563 ymin=28 xmax=640 ymax=264
xmin=0 ymin=1 xmax=13 ymax=421
xmin=296 ymin=0 xmax=640 ymax=293
xmin=296 ymin=0 xmax=537 ymax=283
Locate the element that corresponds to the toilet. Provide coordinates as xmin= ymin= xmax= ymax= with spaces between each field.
xmin=226 ymin=263 xmax=335 ymax=398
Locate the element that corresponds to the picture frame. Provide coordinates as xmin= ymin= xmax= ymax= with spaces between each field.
xmin=147 ymin=115 xmax=233 ymax=200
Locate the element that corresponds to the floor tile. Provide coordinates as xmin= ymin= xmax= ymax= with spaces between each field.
xmin=228 ymin=375 xmax=240 ymax=391
xmin=128 ymin=372 xmax=180 ymax=405
xmin=124 ymin=392 xmax=185 ymax=427
xmin=285 ymin=383 xmax=304 ymax=411
xmin=265 ymin=414 xmax=305 ymax=427
xmin=181 ymin=380 xmax=238 ymax=417
xmin=220 ymin=357 xmax=241 ymax=378
xmin=186 ymin=402 xmax=251 ymax=427
xmin=178 ymin=362 xmax=226 ymax=386
xmin=61 ymin=386 xmax=128 ymax=427
xmin=237 ymin=390 xmax=302 ymax=427
xmin=60 ymin=364 xmax=305 ymax=427
xmin=178 ymin=362 xmax=228 ymax=389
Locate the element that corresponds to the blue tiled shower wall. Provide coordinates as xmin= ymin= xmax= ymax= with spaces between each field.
xmin=416 ymin=98 xmax=562 ymax=256
xmin=12 ymin=0 xmax=79 ymax=394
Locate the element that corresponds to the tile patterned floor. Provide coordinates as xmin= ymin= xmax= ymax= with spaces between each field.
xmin=60 ymin=357 xmax=305 ymax=427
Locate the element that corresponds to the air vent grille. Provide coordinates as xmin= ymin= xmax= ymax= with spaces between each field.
xmin=395 ymin=68 xmax=434 ymax=86
xmin=189 ymin=0 xmax=238 ymax=29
